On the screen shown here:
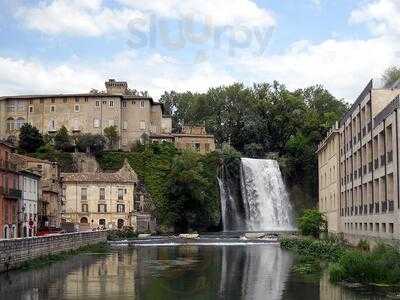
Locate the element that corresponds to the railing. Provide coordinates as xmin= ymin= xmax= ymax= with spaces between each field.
xmin=381 ymin=201 xmax=388 ymax=213
xmin=369 ymin=204 xmax=374 ymax=214
xmin=0 ymin=160 xmax=17 ymax=171
xmin=0 ymin=187 xmax=22 ymax=199
xmin=375 ymin=202 xmax=380 ymax=213
xmin=389 ymin=200 xmax=394 ymax=212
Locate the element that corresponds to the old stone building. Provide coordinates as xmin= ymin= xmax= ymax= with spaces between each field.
xmin=317 ymin=79 xmax=400 ymax=242
xmin=150 ymin=126 xmax=216 ymax=154
xmin=62 ymin=159 xmax=154 ymax=231
xmin=12 ymin=154 xmax=62 ymax=230
xmin=0 ymin=79 xmax=172 ymax=150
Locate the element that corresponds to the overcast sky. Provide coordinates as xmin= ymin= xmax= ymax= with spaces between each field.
xmin=1 ymin=0 xmax=400 ymax=102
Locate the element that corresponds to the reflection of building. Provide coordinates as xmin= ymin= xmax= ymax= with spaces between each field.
xmin=317 ymin=79 xmax=400 ymax=241
xmin=12 ymin=154 xmax=62 ymax=230
xmin=150 ymin=126 xmax=216 ymax=154
xmin=0 ymin=79 xmax=172 ymax=150
xmin=0 ymin=142 xmax=21 ymax=239
xmin=62 ymin=159 xmax=139 ymax=230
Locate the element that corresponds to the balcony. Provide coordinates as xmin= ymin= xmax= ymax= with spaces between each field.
xmin=358 ymin=167 xmax=362 ymax=177
xmin=0 ymin=187 xmax=22 ymax=199
xmin=375 ymin=202 xmax=380 ymax=213
xmin=0 ymin=160 xmax=17 ymax=172
xmin=381 ymin=201 xmax=388 ymax=213
xmin=369 ymin=204 xmax=374 ymax=214
xmin=389 ymin=200 xmax=394 ymax=212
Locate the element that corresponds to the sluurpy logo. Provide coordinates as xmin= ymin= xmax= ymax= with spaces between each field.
xmin=127 ymin=13 xmax=275 ymax=65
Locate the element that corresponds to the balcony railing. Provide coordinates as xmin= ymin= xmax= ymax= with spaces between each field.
xmin=0 ymin=160 xmax=17 ymax=172
xmin=0 ymin=187 xmax=22 ymax=199
xmin=369 ymin=204 xmax=374 ymax=214
xmin=381 ymin=201 xmax=388 ymax=213
xmin=375 ymin=202 xmax=380 ymax=213
xmin=389 ymin=200 xmax=394 ymax=212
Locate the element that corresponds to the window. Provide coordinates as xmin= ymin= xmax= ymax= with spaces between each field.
xmin=117 ymin=204 xmax=125 ymax=213
xmin=6 ymin=118 xmax=14 ymax=132
xmin=118 ymin=189 xmax=124 ymax=201
xmin=40 ymin=99 xmax=44 ymax=103
xmin=50 ymin=105 xmax=55 ymax=112
xmin=81 ymin=204 xmax=88 ymax=212
xmin=123 ymin=121 xmax=128 ymax=130
xmin=93 ymin=119 xmax=100 ymax=128
xmin=73 ymin=119 xmax=80 ymax=131
xmin=99 ymin=219 xmax=106 ymax=226
xmin=140 ymin=100 xmax=145 ymax=108
xmin=96 ymin=101 xmax=100 ymax=107
xmin=16 ymin=117 xmax=25 ymax=129
xmin=48 ymin=120 xmax=56 ymax=131
xmin=122 ymin=101 xmax=127 ymax=108
xmin=100 ymin=188 xmax=105 ymax=200
xmin=103 ymin=101 xmax=107 ymax=105
xmin=74 ymin=104 xmax=80 ymax=112
xmin=195 ymin=143 xmax=201 ymax=151
xmin=98 ymin=204 xmax=107 ymax=213
xmin=140 ymin=121 xmax=146 ymax=130
xmin=29 ymin=106 xmax=34 ymax=113
xmin=63 ymin=98 xmax=67 ymax=103
xmin=85 ymin=98 xmax=88 ymax=102
xmin=80 ymin=217 xmax=88 ymax=223
xmin=81 ymin=188 xmax=87 ymax=201
xmin=51 ymin=98 xmax=55 ymax=103
xmin=109 ymin=100 xmax=114 ymax=107
xmin=75 ymin=98 xmax=80 ymax=103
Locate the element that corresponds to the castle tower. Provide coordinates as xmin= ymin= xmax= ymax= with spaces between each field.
xmin=105 ymin=79 xmax=128 ymax=95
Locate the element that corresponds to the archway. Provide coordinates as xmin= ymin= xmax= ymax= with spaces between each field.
xmin=3 ymin=226 xmax=8 ymax=239
xmin=80 ymin=217 xmax=88 ymax=224
xmin=99 ymin=219 xmax=106 ymax=227
xmin=117 ymin=219 xmax=124 ymax=229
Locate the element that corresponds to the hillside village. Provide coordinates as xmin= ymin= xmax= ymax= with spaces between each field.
xmin=0 ymin=80 xmax=216 ymax=239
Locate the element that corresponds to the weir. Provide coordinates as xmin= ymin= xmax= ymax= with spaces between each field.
xmin=219 ymin=158 xmax=295 ymax=232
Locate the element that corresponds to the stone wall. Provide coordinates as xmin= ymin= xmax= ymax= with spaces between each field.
xmin=0 ymin=230 xmax=108 ymax=272
xmin=343 ymin=232 xmax=400 ymax=248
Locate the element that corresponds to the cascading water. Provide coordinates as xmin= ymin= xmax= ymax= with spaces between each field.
xmin=219 ymin=158 xmax=295 ymax=231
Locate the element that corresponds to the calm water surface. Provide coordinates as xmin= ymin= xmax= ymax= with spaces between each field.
xmin=0 ymin=244 xmax=389 ymax=300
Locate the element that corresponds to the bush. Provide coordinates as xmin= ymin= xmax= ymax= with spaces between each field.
xmin=76 ymin=134 xmax=106 ymax=155
xmin=297 ymin=209 xmax=327 ymax=238
xmin=107 ymin=228 xmax=138 ymax=241
xmin=330 ymin=244 xmax=400 ymax=284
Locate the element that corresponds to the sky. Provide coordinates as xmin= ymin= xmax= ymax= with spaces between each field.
xmin=1 ymin=0 xmax=400 ymax=102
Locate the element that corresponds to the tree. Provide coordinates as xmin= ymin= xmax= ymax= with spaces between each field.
xmin=18 ymin=123 xmax=44 ymax=153
xmin=104 ymin=126 xmax=119 ymax=149
xmin=383 ymin=66 xmax=400 ymax=88
xmin=76 ymin=134 xmax=106 ymax=155
xmin=297 ymin=209 xmax=327 ymax=238
xmin=54 ymin=126 xmax=74 ymax=152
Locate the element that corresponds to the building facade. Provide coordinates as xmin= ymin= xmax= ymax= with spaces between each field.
xmin=12 ymin=154 xmax=62 ymax=229
xmin=317 ymin=79 xmax=400 ymax=240
xmin=19 ymin=170 xmax=40 ymax=237
xmin=150 ymin=126 xmax=216 ymax=154
xmin=62 ymin=160 xmax=139 ymax=230
xmin=0 ymin=79 xmax=172 ymax=150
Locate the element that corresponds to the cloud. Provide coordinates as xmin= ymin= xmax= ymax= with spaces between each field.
xmin=15 ymin=0 xmax=276 ymax=37
xmin=350 ymin=0 xmax=400 ymax=36
xmin=15 ymin=0 xmax=145 ymax=36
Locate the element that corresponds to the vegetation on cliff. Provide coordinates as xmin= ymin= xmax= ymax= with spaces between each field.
xmin=160 ymin=82 xmax=348 ymax=206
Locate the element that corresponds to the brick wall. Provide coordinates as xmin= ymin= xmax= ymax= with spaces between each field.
xmin=0 ymin=231 xmax=108 ymax=272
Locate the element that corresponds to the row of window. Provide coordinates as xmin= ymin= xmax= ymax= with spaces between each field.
xmin=6 ymin=99 xmax=146 ymax=113
xmin=344 ymin=222 xmax=394 ymax=234
xmin=82 ymin=204 xmax=126 ymax=213
xmin=80 ymin=187 xmax=126 ymax=201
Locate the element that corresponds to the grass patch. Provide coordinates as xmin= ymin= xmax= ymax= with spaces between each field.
xmin=280 ymin=236 xmax=400 ymax=286
xmin=18 ymin=242 xmax=110 ymax=271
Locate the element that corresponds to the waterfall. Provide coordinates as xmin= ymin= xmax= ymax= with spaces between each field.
xmin=219 ymin=158 xmax=295 ymax=231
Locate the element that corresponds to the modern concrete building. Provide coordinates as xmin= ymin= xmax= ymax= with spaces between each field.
xmin=317 ymin=79 xmax=400 ymax=241
xmin=0 ymin=79 xmax=172 ymax=150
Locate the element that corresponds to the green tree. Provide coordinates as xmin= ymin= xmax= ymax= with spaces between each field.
xmin=54 ymin=126 xmax=74 ymax=152
xmin=297 ymin=209 xmax=327 ymax=238
xmin=18 ymin=123 xmax=44 ymax=153
xmin=76 ymin=134 xmax=106 ymax=155
xmin=104 ymin=126 xmax=119 ymax=149
xmin=383 ymin=66 xmax=400 ymax=88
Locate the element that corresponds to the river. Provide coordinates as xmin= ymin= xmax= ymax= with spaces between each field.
xmin=0 ymin=243 xmax=388 ymax=300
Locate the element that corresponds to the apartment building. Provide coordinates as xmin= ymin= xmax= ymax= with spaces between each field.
xmin=0 ymin=79 xmax=172 ymax=150
xmin=317 ymin=79 xmax=400 ymax=240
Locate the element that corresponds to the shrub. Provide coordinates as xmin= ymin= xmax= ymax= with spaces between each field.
xmin=54 ymin=126 xmax=74 ymax=152
xmin=76 ymin=134 xmax=106 ymax=155
xmin=357 ymin=239 xmax=370 ymax=252
xmin=297 ymin=209 xmax=327 ymax=238
xmin=107 ymin=228 xmax=138 ymax=241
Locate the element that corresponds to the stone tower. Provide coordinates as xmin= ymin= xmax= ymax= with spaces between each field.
xmin=105 ymin=79 xmax=128 ymax=95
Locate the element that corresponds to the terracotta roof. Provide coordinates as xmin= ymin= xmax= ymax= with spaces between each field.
xmin=11 ymin=153 xmax=54 ymax=165
xmin=62 ymin=159 xmax=137 ymax=183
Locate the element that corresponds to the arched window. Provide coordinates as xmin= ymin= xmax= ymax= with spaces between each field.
xmin=16 ymin=117 xmax=25 ymax=129
xmin=80 ymin=217 xmax=88 ymax=224
xmin=3 ymin=226 xmax=8 ymax=239
xmin=117 ymin=219 xmax=124 ymax=229
xmin=6 ymin=118 xmax=14 ymax=132
xmin=99 ymin=219 xmax=106 ymax=226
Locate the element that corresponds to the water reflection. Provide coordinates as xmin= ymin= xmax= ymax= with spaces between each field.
xmin=0 ymin=244 xmax=390 ymax=300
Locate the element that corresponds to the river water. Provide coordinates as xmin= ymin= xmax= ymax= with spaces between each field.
xmin=0 ymin=244 xmax=388 ymax=300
